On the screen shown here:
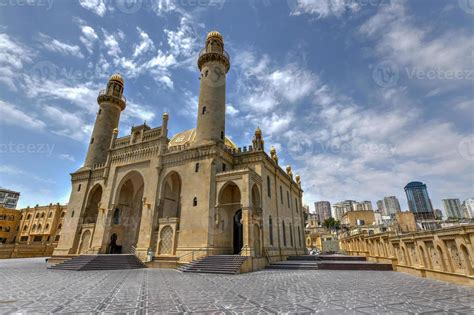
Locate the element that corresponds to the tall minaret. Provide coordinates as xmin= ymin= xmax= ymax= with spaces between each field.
xmin=84 ymin=74 xmax=126 ymax=168
xmin=195 ymin=31 xmax=230 ymax=145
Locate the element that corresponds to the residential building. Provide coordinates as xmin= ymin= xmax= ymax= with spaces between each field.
xmin=341 ymin=210 xmax=376 ymax=228
xmin=443 ymin=199 xmax=463 ymax=219
xmin=0 ymin=188 xmax=20 ymax=209
xmin=377 ymin=200 xmax=385 ymax=215
xmin=0 ymin=207 xmax=21 ymax=243
xmin=314 ymin=201 xmax=331 ymax=224
xmin=462 ymin=198 xmax=474 ymax=219
xmin=383 ymin=196 xmax=401 ymax=216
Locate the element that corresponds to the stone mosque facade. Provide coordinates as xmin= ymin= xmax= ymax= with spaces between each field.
xmin=53 ymin=32 xmax=306 ymax=267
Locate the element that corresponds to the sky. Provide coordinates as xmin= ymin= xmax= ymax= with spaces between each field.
xmin=0 ymin=0 xmax=473 ymax=214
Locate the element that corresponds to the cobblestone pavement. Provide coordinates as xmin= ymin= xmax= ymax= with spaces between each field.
xmin=0 ymin=258 xmax=472 ymax=314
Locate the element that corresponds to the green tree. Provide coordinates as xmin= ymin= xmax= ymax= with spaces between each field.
xmin=322 ymin=217 xmax=340 ymax=231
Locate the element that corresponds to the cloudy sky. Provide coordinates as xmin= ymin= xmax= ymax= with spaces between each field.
xmin=0 ymin=0 xmax=472 ymax=213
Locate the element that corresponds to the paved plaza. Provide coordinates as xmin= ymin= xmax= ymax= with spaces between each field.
xmin=0 ymin=258 xmax=472 ymax=314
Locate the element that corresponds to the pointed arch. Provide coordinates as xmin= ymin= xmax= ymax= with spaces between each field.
xmin=83 ymin=184 xmax=103 ymax=224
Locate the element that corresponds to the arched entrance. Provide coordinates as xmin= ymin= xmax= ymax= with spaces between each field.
xmin=160 ymin=172 xmax=181 ymax=218
xmin=83 ymin=185 xmax=102 ymax=224
xmin=218 ymin=181 xmax=242 ymax=254
xmin=108 ymin=171 xmax=145 ymax=254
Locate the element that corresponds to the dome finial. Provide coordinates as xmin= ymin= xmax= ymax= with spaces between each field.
xmin=109 ymin=73 xmax=124 ymax=85
xmin=207 ymin=31 xmax=223 ymax=43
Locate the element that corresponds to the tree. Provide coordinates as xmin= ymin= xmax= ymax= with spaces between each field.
xmin=322 ymin=217 xmax=340 ymax=231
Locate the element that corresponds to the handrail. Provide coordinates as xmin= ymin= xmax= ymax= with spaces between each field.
xmin=198 ymin=48 xmax=230 ymax=62
xmin=178 ymin=247 xmax=211 ymax=262
xmin=263 ymin=247 xmax=272 ymax=264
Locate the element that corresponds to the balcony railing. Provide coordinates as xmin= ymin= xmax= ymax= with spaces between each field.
xmin=198 ymin=48 xmax=230 ymax=62
xmin=98 ymin=89 xmax=127 ymax=103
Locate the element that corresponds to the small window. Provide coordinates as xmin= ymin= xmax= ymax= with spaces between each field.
xmin=35 ymin=213 xmax=39 ymax=218
xmin=55 ymin=235 xmax=60 ymax=241
xmin=23 ymin=225 xmax=28 ymax=231
xmin=193 ymin=197 xmax=198 ymax=207
xmin=48 ymin=212 xmax=52 ymax=218
xmin=295 ymin=198 xmax=298 ymax=213
xmin=195 ymin=163 xmax=200 ymax=173
xmin=267 ymin=176 xmax=271 ymax=197
xmin=287 ymin=191 xmax=290 ymax=207
xmin=205 ymin=70 xmax=209 ymax=77
xmin=45 ymin=224 xmax=49 ymax=230
xmin=280 ymin=186 xmax=283 ymax=204
xmin=113 ymin=209 xmax=120 ymax=225
xmin=27 ymin=214 xmax=31 ymax=220
xmin=71 ymin=211 xmax=75 ymax=218
xmin=202 ymin=106 xmax=207 ymax=114
xmin=98 ymin=109 xmax=102 ymax=115
xmin=222 ymin=163 xmax=226 ymax=172
xmin=90 ymin=137 xmax=94 ymax=144
xmin=57 ymin=224 xmax=62 ymax=230
xmin=220 ymin=131 xmax=224 ymax=140
xmin=78 ymin=184 xmax=81 ymax=192
xmin=61 ymin=212 xmax=65 ymax=218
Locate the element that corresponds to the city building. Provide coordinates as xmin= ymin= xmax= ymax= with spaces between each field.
xmin=51 ymin=32 xmax=305 ymax=268
xmin=383 ymin=196 xmax=401 ymax=216
xmin=314 ymin=201 xmax=331 ymax=224
xmin=404 ymin=181 xmax=435 ymax=220
xmin=0 ymin=188 xmax=20 ymax=209
xmin=333 ymin=203 xmax=345 ymax=221
xmin=16 ymin=203 xmax=67 ymax=245
xmin=305 ymin=227 xmax=338 ymax=252
xmin=0 ymin=207 xmax=21 ymax=243
xmin=392 ymin=212 xmax=417 ymax=233
xmin=376 ymin=200 xmax=385 ymax=214
xmin=442 ymin=199 xmax=463 ymax=219
xmin=434 ymin=209 xmax=443 ymax=220
xmin=341 ymin=210 xmax=376 ymax=228
xmin=461 ymin=198 xmax=474 ymax=219
xmin=354 ymin=201 xmax=373 ymax=211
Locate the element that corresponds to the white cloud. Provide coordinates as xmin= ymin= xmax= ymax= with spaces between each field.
xmin=42 ymin=105 xmax=92 ymax=141
xmin=0 ymin=165 xmax=55 ymax=184
xmin=133 ymin=27 xmax=155 ymax=58
xmin=102 ymin=29 xmax=122 ymax=58
xmin=79 ymin=0 xmax=107 ymax=17
xmin=226 ymin=104 xmax=239 ymax=116
xmin=164 ymin=17 xmax=199 ymax=59
xmin=79 ymin=25 xmax=99 ymax=53
xmin=0 ymin=100 xmax=46 ymax=130
xmin=38 ymin=33 xmax=84 ymax=58
xmin=59 ymin=154 xmax=76 ymax=162
xmin=0 ymin=33 xmax=34 ymax=90
xmin=290 ymin=0 xmax=360 ymax=18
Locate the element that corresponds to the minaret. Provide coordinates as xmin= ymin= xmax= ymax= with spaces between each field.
xmin=84 ymin=74 xmax=126 ymax=168
xmin=195 ymin=31 xmax=230 ymax=145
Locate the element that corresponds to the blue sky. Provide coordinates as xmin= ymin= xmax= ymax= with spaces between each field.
xmin=0 ymin=0 xmax=472 ymax=214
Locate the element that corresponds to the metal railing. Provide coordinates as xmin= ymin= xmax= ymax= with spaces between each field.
xmin=98 ymin=89 xmax=127 ymax=102
xmin=198 ymin=48 xmax=230 ymax=62
xmin=178 ymin=247 xmax=211 ymax=262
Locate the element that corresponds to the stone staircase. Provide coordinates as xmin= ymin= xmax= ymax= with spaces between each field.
xmin=48 ymin=254 xmax=147 ymax=271
xmin=178 ymin=255 xmax=248 ymax=274
xmin=267 ymin=254 xmax=392 ymax=271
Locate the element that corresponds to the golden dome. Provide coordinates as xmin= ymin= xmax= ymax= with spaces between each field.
xmin=163 ymin=112 xmax=169 ymax=119
xmin=255 ymin=126 xmax=262 ymax=136
xmin=270 ymin=146 xmax=276 ymax=154
xmin=109 ymin=73 xmax=124 ymax=84
xmin=286 ymin=165 xmax=292 ymax=172
xmin=207 ymin=31 xmax=224 ymax=43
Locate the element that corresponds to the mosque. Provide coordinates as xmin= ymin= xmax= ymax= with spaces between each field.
xmin=52 ymin=31 xmax=306 ymax=268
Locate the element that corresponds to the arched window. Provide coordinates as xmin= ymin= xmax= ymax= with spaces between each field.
xmin=266 ymin=176 xmax=271 ymax=197
xmin=78 ymin=184 xmax=81 ymax=192
xmin=222 ymin=163 xmax=226 ymax=172
xmin=113 ymin=209 xmax=120 ymax=225
xmin=57 ymin=224 xmax=62 ymax=230
xmin=23 ymin=225 xmax=28 ymax=231
xmin=27 ymin=214 xmax=31 ymax=220
xmin=41 ymin=212 xmax=45 ymax=218
xmin=32 ymin=224 xmax=36 ymax=230
xmin=38 ymin=224 xmax=42 ymax=230
xmin=195 ymin=163 xmax=200 ymax=173
xmin=61 ymin=212 xmax=65 ymax=218
xmin=35 ymin=213 xmax=39 ymax=218
xmin=282 ymin=221 xmax=287 ymax=247
xmin=269 ymin=216 xmax=273 ymax=246
xmin=202 ymin=106 xmax=207 ymax=114
xmin=48 ymin=212 xmax=52 ymax=218
xmin=20 ymin=215 xmax=23 ymax=220
xmin=71 ymin=211 xmax=75 ymax=218
xmin=193 ymin=197 xmax=198 ymax=207
xmin=45 ymin=224 xmax=49 ymax=230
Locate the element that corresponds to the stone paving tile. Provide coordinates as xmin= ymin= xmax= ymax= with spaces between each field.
xmin=0 ymin=258 xmax=473 ymax=314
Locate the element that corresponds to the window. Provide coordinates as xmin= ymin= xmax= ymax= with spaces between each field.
xmin=78 ymin=184 xmax=81 ymax=192
xmin=33 ymin=236 xmax=42 ymax=242
xmin=280 ymin=186 xmax=283 ymax=204
xmin=23 ymin=225 xmax=28 ymax=231
xmin=57 ymin=224 xmax=62 ymax=230
xmin=205 ymin=70 xmax=209 ymax=77
xmin=41 ymin=212 xmax=45 ymax=218
xmin=267 ymin=176 xmax=271 ymax=197
xmin=269 ymin=216 xmax=273 ymax=246
xmin=222 ymin=163 xmax=226 ymax=172
xmin=71 ymin=211 xmax=75 ymax=218
xmin=202 ymin=106 xmax=207 ymax=114
xmin=220 ymin=131 xmax=224 ymax=140
xmin=295 ymin=198 xmax=298 ymax=213
xmin=38 ymin=224 xmax=42 ymax=230
xmin=32 ymin=224 xmax=36 ymax=230
xmin=61 ymin=212 xmax=65 ymax=218
xmin=35 ymin=213 xmax=39 ymax=218
xmin=45 ymin=224 xmax=49 ymax=230
xmin=98 ymin=109 xmax=102 ymax=115
xmin=90 ymin=137 xmax=94 ymax=144
xmin=55 ymin=235 xmax=60 ymax=241
xmin=287 ymin=191 xmax=290 ymax=207
xmin=193 ymin=197 xmax=198 ymax=207
xmin=20 ymin=236 xmax=28 ymax=242
xmin=290 ymin=224 xmax=293 ymax=247
xmin=195 ymin=163 xmax=200 ymax=173
xmin=282 ymin=221 xmax=287 ymax=247
xmin=298 ymin=227 xmax=301 ymax=247
xmin=113 ymin=209 xmax=120 ymax=225
xmin=27 ymin=214 xmax=31 ymax=220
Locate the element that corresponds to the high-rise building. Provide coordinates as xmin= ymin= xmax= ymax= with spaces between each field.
xmin=434 ymin=209 xmax=443 ymax=220
xmin=383 ymin=196 xmax=401 ymax=216
xmin=333 ymin=203 xmax=345 ymax=221
xmin=462 ymin=198 xmax=474 ymax=219
xmin=442 ymin=199 xmax=463 ymax=219
xmin=354 ymin=201 xmax=373 ymax=211
xmin=404 ymin=181 xmax=435 ymax=220
xmin=314 ymin=201 xmax=331 ymax=224
xmin=0 ymin=188 xmax=20 ymax=209
xmin=376 ymin=200 xmax=385 ymax=214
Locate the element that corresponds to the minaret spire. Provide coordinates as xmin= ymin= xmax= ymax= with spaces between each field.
xmin=195 ymin=31 xmax=231 ymax=146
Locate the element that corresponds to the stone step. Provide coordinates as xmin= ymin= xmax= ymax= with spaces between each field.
xmin=48 ymin=254 xmax=147 ymax=271
xmin=178 ymin=255 xmax=248 ymax=274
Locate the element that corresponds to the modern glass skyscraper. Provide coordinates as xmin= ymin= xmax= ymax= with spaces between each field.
xmin=404 ymin=181 xmax=434 ymax=220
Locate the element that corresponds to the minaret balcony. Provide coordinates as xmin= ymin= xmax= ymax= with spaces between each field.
xmin=97 ymin=89 xmax=127 ymax=110
xmin=198 ymin=48 xmax=231 ymax=72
